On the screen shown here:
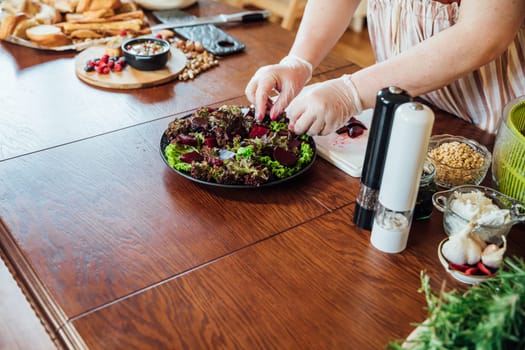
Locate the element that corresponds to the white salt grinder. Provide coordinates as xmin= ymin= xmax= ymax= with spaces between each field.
xmin=370 ymin=102 xmax=435 ymax=253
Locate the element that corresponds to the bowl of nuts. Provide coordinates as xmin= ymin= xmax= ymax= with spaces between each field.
xmin=427 ymin=134 xmax=491 ymax=188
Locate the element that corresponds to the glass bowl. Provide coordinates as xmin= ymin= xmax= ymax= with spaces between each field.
xmin=432 ymin=185 xmax=525 ymax=245
xmin=427 ymin=134 xmax=491 ymax=188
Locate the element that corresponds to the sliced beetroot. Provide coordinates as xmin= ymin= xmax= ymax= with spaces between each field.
xmin=180 ymin=151 xmax=203 ymax=163
xmin=191 ymin=116 xmax=208 ymax=131
xmin=348 ymin=125 xmax=366 ymax=138
xmin=204 ymin=137 xmax=218 ymax=148
xmin=287 ymin=138 xmax=301 ymax=150
xmin=273 ymin=147 xmax=298 ymax=166
xmin=206 ymin=156 xmax=223 ymax=166
xmin=249 ymin=125 xmax=270 ymax=138
xmin=336 ymin=126 xmax=349 ymax=135
xmin=347 ymin=116 xmax=367 ymax=129
xmin=177 ymin=134 xmax=198 ymax=146
xmin=336 ymin=117 xmax=368 ymax=136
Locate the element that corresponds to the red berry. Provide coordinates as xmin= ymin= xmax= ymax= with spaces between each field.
xmin=96 ymin=65 xmax=104 ymax=74
xmin=88 ymin=60 xmax=95 ymax=68
xmin=113 ymin=63 xmax=122 ymax=72
xmin=108 ymin=60 xmax=115 ymax=68
xmin=102 ymin=66 xmax=110 ymax=74
xmin=119 ymin=29 xmax=127 ymax=36
xmin=101 ymin=54 xmax=109 ymax=63
xmin=155 ymin=33 xmax=163 ymax=39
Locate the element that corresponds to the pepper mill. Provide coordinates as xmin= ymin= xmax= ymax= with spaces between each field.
xmin=370 ymin=102 xmax=435 ymax=253
xmin=353 ymin=87 xmax=412 ymax=230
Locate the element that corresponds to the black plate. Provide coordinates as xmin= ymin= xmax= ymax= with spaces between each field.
xmin=159 ymin=123 xmax=316 ymax=189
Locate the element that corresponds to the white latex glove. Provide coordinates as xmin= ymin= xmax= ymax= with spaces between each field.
xmin=245 ymin=54 xmax=312 ymax=120
xmin=286 ymin=74 xmax=363 ymax=136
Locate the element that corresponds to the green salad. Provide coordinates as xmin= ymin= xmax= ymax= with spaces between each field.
xmin=163 ymin=105 xmax=315 ymax=186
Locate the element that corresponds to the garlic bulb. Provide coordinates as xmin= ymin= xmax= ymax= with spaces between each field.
xmin=481 ymin=236 xmax=507 ymax=269
xmin=442 ymin=220 xmax=483 ymax=265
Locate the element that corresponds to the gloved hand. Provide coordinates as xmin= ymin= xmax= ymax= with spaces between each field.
xmin=286 ymin=74 xmax=363 ymax=136
xmin=245 ymin=54 xmax=312 ymax=120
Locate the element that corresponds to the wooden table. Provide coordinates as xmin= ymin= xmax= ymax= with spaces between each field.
xmin=1 ymin=1 xmax=524 ymax=349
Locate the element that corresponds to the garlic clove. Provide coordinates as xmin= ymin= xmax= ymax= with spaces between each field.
xmin=471 ymin=233 xmax=487 ymax=251
xmin=442 ymin=237 xmax=468 ymax=265
xmin=481 ymin=236 xmax=507 ymax=269
xmin=441 ymin=221 xmax=483 ymax=265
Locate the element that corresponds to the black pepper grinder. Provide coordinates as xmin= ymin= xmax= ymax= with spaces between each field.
xmin=353 ymin=87 xmax=412 ymax=230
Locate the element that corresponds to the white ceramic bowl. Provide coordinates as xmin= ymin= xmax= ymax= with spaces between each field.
xmin=437 ymin=238 xmax=491 ymax=285
xmin=134 ymin=0 xmax=197 ymax=10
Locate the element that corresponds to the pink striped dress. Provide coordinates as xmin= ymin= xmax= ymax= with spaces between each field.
xmin=367 ymin=0 xmax=525 ymax=133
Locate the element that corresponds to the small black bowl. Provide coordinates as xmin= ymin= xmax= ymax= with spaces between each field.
xmin=121 ymin=37 xmax=170 ymax=71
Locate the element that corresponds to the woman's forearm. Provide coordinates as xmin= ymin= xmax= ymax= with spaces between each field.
xmin=289 ymin=0 xmax=362 ymax=68
xmin=352 ymin=0 xmax=525 ymax=109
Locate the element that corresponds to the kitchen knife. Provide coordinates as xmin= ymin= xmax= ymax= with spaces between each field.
xmin=149 ymin=10 xmax=271 ymax=31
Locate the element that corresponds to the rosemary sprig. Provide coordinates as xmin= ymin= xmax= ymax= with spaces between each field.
xmin=388 ymin=256 xmax=525 ymax=350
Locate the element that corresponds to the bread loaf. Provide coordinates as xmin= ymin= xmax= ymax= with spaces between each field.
xmin=0 ymin=13 xmax=28 ymax=39
xmin=1 ymin=0 xmax=148 ymax=48
xmin=26 ymin=24 xmax=70 ymax=46
xmin=12 ymin=17 xmax=41 ymax=39
xmin=76 ymin=0 xmax=121 ymax=13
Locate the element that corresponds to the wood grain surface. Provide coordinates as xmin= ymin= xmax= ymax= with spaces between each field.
xmin=75 ymin=46 xmax=187 ymax=89
xmin=1 ymin=1 xmax=524 ymax=349
xmin=0 ymin=253 xmax=57 ymax=350
xmin=0 ymin=3 xmax=351 ymax=162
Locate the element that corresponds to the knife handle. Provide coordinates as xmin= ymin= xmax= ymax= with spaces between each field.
xmin=225 ymin=10 xmax=271 ymax=23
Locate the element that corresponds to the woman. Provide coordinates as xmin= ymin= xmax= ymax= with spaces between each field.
xmin=245 ymin=0 xmax=525 ymax=135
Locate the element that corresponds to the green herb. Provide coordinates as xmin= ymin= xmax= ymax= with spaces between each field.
xmin=388 ymin=256 xmax=525 ymax=350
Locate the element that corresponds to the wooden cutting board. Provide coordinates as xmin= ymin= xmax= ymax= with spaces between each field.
xmin=75 ymin=45 xmax=187 ymax=89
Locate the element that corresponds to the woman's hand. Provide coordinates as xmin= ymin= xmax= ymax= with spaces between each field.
xmin=287 ymin=74 xmax=363 ymax=136
xmin=245 ymin=55 xmax=312 ymax=120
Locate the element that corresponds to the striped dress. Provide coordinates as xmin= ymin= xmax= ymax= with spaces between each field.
xmin=367 ymin=0 xmax=525 ymax=133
